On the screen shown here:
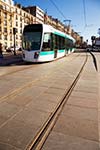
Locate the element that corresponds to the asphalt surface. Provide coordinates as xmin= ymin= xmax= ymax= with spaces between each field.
xmin=0 ymin=52 xmax=23 ymax=66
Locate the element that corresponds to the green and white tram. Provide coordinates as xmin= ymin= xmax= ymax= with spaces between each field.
xmin=22 ymin=24 xmax=75 ymax=62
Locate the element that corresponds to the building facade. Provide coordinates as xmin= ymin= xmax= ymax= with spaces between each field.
xmin=0 ymin=0 xmax=14 ymax=50
xmin=0 ymin=0 xmax=83 ymax=51
xmin=14 ymin=4 xmax=35 ymax=47
xmin=23 ymin=6 xmax=44 ymax=24
xmin=0 ymin=0 xmax=35 ymax=50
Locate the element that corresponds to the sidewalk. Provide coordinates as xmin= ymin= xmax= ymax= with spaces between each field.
xmin=0 ymin=52 xmax=22 ymax=66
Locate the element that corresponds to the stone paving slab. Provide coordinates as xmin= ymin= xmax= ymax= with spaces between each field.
xmin=43 ymin=132 xmax=99 ymax=150
xmin=42 ymin=53 xmax=100 ymax=150
xmin=0 ymin=52 xmax=99 ymax=150
xmin=53 ymin=115 xmax=98 ymax=141
xmin=62 ymin=104 xmax=98 ymax=121
xmin=67 ymin=96 xmax=98 ymax=109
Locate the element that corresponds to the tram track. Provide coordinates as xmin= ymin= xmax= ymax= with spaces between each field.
xmin=0 ymin=52 xmax=89 ymax=150
xmin=0 ymin=53 xmax=80 ymax=78
xmin=0 ymin=63 xmax=37 ymax=78
xmin=0 ymin=53 xmax=81 ymax=104
xmin=26 ymin=53 xmax=88 ymax=150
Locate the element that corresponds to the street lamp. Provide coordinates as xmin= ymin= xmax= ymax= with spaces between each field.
xmin=91 ymin=36 xmax=96 ymax=49
xmin=63 ymin=20 xmax=72 ymax=34
xmin=63 ymin=19 xmax=71 ymax=26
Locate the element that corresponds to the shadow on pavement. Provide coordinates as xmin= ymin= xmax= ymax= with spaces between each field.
xmin=0 ymin=52 xmax=23 ymax=66
xmin=87 ymin=49 xmax=98 ymax=72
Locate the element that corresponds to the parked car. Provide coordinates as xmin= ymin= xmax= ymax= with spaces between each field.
xmin=6 ymin=46 xmax=22 ymax=52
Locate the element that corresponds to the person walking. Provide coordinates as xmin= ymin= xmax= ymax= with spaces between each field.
xmin=0 ymin=43 xmax=3 ymax=58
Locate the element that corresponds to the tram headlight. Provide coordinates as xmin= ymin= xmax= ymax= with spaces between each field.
xmin=34 ymin=52 xmax=39 ymax=59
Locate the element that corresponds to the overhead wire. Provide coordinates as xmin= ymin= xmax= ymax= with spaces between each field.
xmin=49 ymin=0 xmax=87 ymax=28
xmin=49 ymin=0 xmax=67 ymax=20
xmin=81 ymin=0 xmax=87 ymax=34
xmin=83 ymin=0 xmax=87 ymax=27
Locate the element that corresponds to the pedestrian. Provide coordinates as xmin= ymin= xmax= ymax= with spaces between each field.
xmin=0 ymin=43 xmax=3 ymax=58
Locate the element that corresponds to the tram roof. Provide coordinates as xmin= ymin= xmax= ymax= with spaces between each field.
xmin=42 ymin=24 xmax=75 ymax=42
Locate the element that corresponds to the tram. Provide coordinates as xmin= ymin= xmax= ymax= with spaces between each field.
xmin=22 ymin=24 xmax=75 ymax=62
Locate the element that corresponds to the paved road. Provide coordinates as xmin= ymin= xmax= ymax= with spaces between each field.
xmin=0 ymin=52 xmax=99 ymax=150
xmin=42 ymin=52 xmax=100 ymax=150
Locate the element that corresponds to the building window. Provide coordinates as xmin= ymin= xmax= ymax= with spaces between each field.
xmin=20 ymin=29 xmax=22 ymax=34
xmin=0 ymin=27 xmax=2 ymax=32
xmin=20 ymin=23 xmax=22 ymax=28
xmin=20 ymin=10 xmax=22 ymax=15
xmin=4 ymin=35 xmax=7 ymax=40
xmin=16 ymin=8 xmax=17 ymax=13
xmin=0 ymin=35 xmax=1 ymax=39
xmin=16 ymin=35 xmax=18 ymax=39
xmin=4 ymin=27 xmax=7 ymax=33
xmin=20 ymin=17 xmax=22 ymax=21
xmin=16 ymin=15 xmax=18 ymax=20
xmin=16 ymin=22 xmax=18 ymax=26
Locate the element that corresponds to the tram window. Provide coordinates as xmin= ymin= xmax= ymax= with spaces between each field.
xmin=23 ymin=32 xmax=42 ymax=50
xmin=60 ymin=36 xmax=64 ymax=49
xmin=59 ymin=36 xmax=61 ymax=49
xmin=53 ymin=34 xmax=56 ymax=49
xmin=51 ymin=33 xmax=54 ymax=50
xmin=42 ymin=33 xmax=51 ymax=51
xmin=54 ymin=35 xmax=56 ymax=49
xmin=62 ymin=37 xmax=65 ymax=49
xmin=66 ymin=38 xmax=70 ymax=48
xmin=56 ymin=35 xmax=60 ymax=49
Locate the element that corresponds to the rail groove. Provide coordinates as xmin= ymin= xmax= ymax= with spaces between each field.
xmin=0 ymin=53 xmax=80 ymax=78
xmin=0 ymin=53 xmax=81 ymax=103
xmin=26 ymin=53 xmax=88 ymax=150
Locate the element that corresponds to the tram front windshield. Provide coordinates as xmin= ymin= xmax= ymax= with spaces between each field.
xmin=23 ymin=31 xmax=42 ymax=51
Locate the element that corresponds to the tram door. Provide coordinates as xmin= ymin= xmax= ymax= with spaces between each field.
xmin=54 ymin=48 xmax=57 ymax=58
xmin=51 ymin=34 xmax=58 ymax=58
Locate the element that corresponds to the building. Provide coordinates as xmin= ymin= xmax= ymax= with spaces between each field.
xmin=14 ymin=3 xmax=35 ymax=47
xmin=0 ymin=1 xmax=83 ymax=50
xmin=23 ymin=6 xmax=44 ymax=24
xmin=0 ymin=0 xmax=14 ymax=50
xmin=95 ymin=37 xmax=100 ymax=47
xmin=0 ymin=0 xmax=35 ymax=50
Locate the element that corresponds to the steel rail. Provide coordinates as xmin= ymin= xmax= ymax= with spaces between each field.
xmin=26 ymin=53 xmax=88 ymax=150
xmin=0 ymin=63 xmax=37 ymax=78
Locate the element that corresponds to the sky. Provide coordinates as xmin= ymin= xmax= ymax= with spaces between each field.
xmin=14 ymin=0 xmax=100 ymax=44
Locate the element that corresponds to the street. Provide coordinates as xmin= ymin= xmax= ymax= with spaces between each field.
xmin=0 ymin=52 xmax=100 ymax=150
